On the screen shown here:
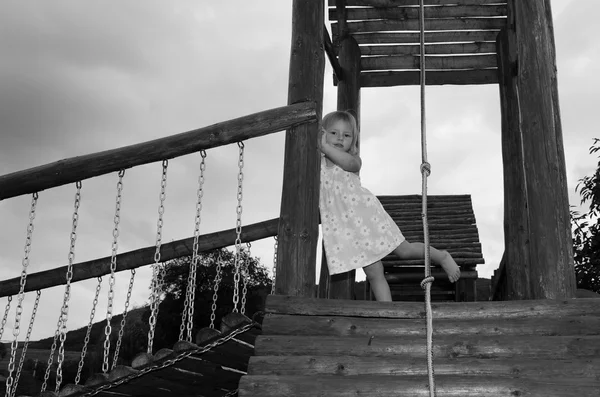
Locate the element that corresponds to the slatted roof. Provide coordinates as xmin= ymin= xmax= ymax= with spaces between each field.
xmin=328 ymin=0 xmax=508 ymax=87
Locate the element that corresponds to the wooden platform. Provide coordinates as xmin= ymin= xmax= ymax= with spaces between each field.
xmin=238 ymin=295 xmax=600 ymax=396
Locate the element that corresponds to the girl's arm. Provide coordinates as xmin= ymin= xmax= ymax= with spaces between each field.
xmin=318 ymin=130 xmax=362 ymax=172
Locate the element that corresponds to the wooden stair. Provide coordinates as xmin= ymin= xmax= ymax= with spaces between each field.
xmin=238 ymin=295 xmax=600 ymax=396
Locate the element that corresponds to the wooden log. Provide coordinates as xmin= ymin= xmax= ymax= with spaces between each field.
xmin=347 ymin=31 xmax=501 ymax=45
xmin=253 ymin=334 xmax=600 ymax=359
xmin=361 ymin=42 xmax=498 ymax=56
xmin=334 ymin=18 xmax=507 ymax=34
xmin=238 ymin=374 xmax=599 ymax=397
xmin=0 ymin=102 xmax=317 ymax=200
xmin=264 ymin=295 xmax=600 ymax=319
xmin=0 ymin=218 xmax=278 ymax=297
xmin=275 ymin=0 xmax=324 ymax=297
xmin=330 ymin=5 xmax=507 ymax=20
xmin=361 ymin=54 xmax=497 ymax=71
xmin=329 ymin=0 xmax=507 ymax=6
xmin=261 ymin=313 xmax=600 ymax=337
xmin=323 ymin=26 xmax=343 ymax=81
xmin=360 ymin=69 xmax=498 ymax=87
xmin=511 ymin=0 xmax=576 ymax=298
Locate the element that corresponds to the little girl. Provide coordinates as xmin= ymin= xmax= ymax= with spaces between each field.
xmin=318 ymin=110 xmax=461 ymax=302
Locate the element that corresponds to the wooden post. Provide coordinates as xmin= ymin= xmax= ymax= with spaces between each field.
xmin=276 ymin=0 xmax=325 ymax=297
xmin=318 ymin=36 xmax=361 ymax=300
xmin=503 ymin=0 xmax=576 ymax=299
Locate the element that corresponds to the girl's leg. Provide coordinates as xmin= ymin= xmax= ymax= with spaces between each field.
xmin=392 ymin=241 xmax=461 ymax=282
xmin=363 ymin=260 xmax=392 ymax=302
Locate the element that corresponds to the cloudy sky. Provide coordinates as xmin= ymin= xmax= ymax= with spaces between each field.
xmin=0 ymin=0 xmax=597 ymax=342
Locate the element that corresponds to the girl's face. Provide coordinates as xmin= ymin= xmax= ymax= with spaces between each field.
xmin=325 ymin=119 xmax=354 ymax=153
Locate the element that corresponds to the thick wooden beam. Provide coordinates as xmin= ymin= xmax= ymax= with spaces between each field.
xmin=323 ymin=26 xmax=343 ymax=81
xmin=511 ymin=0 xmax=575 ymax=298
xmin=360 ymin=70 xmax=498 ymax=87
xmin=361 ymin=42 xmax=497 ymax=56
xmin=346 ymin=31 xmax=500 ymax=45
xmin=0 ymin=218 xmax=279 ymax=298
xmin=329 ymin=0 xmax=506 ymax=5
xmin=333 ymin=17 xmax=506 ymax=33
xmin=361 ymin=54 xmax=497 ymax=71
xmin=330 ymin=5 xmax=507 ymax=20
xmin=0 ymin=102 xmax=317 ymax=201
xmin=276 ymin=0 xmax=324 ymax=297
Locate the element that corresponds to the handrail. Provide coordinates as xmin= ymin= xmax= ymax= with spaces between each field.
xmin=0 ymin=218 xmax=280 ymax=298
xmin=0 ymin=102 xmax=317 ymax=200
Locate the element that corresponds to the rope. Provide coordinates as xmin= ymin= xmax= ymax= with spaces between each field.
xmin=418 ymin=1 xmax=436 ymax=396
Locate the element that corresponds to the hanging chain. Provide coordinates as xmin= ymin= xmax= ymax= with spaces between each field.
xmin=112 ymin=269 xmax=136 ymax=370
xmin=103 ymin=170 xmax=125 ymax=374
xmin=271 ymin=236 xmax=278 ymax=295
xmin=75 ymin=276 xmax=102 ymax=385
xmin=210 ymin=251 xmax=223 ymax=329
xmin=0 ymin=296 xmax=13 ymax=342
xmin=5 ymin=192 xmax=38 ymax=397
xmin=11 ymin=290 xmax=41 ymax=397
xmin=55 ymin=181 xmax=82 ymax=392
xmin=232 ymin=142 xmax=245 ymax=313
xmin=147 ymin=160 xmax=168 ymax=354
xmin=41 ymin=316 xmax=61 ymax=391
xmin=240 ymin=242 xmax=251 ymax=315
xmin=180 ymin=151 xmax=207 ymax=342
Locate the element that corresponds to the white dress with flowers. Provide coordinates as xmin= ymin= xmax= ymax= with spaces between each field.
xmin=319 ymin=156 xmax=405 ymax=275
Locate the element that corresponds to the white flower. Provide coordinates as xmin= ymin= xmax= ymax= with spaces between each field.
xmin=360 ymin=225 xmax=370 ymax=237
xmin=353 ymin=216 xmax=363 ymax=227
xmin=348 ymin=193 xmax=360 ymax=206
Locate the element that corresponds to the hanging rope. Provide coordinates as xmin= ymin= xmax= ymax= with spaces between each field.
xmin=147 ymin=160 xmax=168 ymax=354
xmin=417 ymin=1 xmax=436 ymax=396
xmin=10 ymin=290 xmax=41 ymax=397
xmin=75 ymin=276 xmax=102 ymax=385
xmin=232 ymin=141 xmax=245 ymax=313
xmin=180 ymin=150 xmax=207 ymax=342
xmin=5 ymin=192 xmax=38 ymax=397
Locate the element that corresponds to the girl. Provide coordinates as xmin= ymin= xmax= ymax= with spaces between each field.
xmin=318 ymin=111 xmax=461 ymax=302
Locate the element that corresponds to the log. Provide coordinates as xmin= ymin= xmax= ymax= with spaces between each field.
xmin=361 ymin=54 xmax=497 ymax=71
xmin=329 ymin=0 xmax=506 ymax=5
xmin=261 ymin=314 xmax=600 ymax=337
xmin=334 ymin=17 xmax=507 ymax=34
xmin=361 ymin=70 xmax=498 ymax=87
xmin=346 ymin=31 xmax=501 ymax=45
xmin=0 ymin=218 xmax=278 ymax=297
xmin=323 ymin=26 xmax=343 ymax=81
xmin=238 ymin=374 xmax=599 ymax=397
xmin=0 ymin=102 xmax=317 ymax=200
xmin=330 ymin=5 xmax=507 ymax=20
xmin=360 ymin=42 xmax=498 ymax=56
xmin=264 ymin=295 xmax=600 ymax=319
xmin=275 ymin=0 xmax=324 ymax=297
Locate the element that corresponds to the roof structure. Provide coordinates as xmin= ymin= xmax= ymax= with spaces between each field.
xmin=328 ymin=0 xmax=508 ymax=86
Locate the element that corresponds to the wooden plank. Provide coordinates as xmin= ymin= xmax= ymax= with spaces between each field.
xmin=330 ymin=0 xmax=506 ymax=5
xmin=330 ymin=5 xmax=507 ymax=20
xmin=361 ymin=69 xmax=498 ymax=86
xmin=361 ymin=42 xmax=497 ymax=56
xmin=378 ymin=194 xmax=472 ymax=202
xmin=253 ymin=334 xmax=600 ymax=359
xmin=347 ymin=31 xmax=500 ymax=45
xmin=238 ymin=374 xmax=599 ymax=397
xmin=264 ymin=295 xmax=600 ymax=319
xmin=323 ymin=26 xmax=343 ymax=81
xmin=0 ymin=218 xmax=278 ymax=297
xmin=385 ymin=270 xmax=478 ymax=282
xmin=361 ymin=54 xmax=497 ymax=71
xmin=261 ymin=314 xmax=600 ymax=337
xmin=335 ymin=18 xmax=507 ymax=34
xmin=275 ymin=0 xmax=324 ymax=298
xmin=0 ymin=102 xmax=317 ymax=200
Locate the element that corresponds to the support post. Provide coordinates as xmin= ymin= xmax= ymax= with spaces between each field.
xmin=318 ymin=36 xmax=361 ymax=300
xmin=276 ymin=0 xmax=325 ymax=297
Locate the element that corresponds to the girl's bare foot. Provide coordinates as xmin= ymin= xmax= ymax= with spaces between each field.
xmin=440 ymin=251 xmax=461 ymax=283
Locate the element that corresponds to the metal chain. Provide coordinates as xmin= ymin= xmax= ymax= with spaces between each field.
xmin=180 ymin=151 xmax=207 ymax=342
xmin=232 ymin=142 xmax=245 ymax=313
xmin=0 ymin=296 xmax=13 ymax=342
xmin=5 ymin=192 xmax=38 ymax=397
xmin=103 ymin=170 xmax=125 ymax=374
xmin=75 ymin=276 xmax=102 ymax=385
xmin=271 ymin=236 xmax=278 ymax=295
xmin=210 ymin=251 xmax=223 ymax=329
xmin=112 ymin=269 xmax=136 ymax=370
xmin=78 ymin=321 xmax=256 ymax=397
xmin=147 ymin=160 xmax=168 ymax=354
xmin=55 ymin=181 xmax=82 ymax=392
xmin=41 ymin=316 xmax=61 ymax=391
xmin=240 ymin=243 xmax=251 ymax=315
xmin=10 ymin=290 xmax=41 ymax=397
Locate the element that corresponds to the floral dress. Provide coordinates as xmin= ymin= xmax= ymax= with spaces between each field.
xmin=319 ymin=156 xmax=405 ymax=275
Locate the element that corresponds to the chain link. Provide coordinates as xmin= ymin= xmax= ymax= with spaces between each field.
xmin=103 ymin=170 xmax=125 ymax=374
xmin=148 ymin=160 xmax=168 ymax=353
xmin=41 ymin=316 xmax=61 ymax=391
xmin=112 ymin=269 xmax=136 ymax=370
xmin=5 ymin=192 xmax=38 ymax=397
xmin=210 ymin=251 xmax=223 ymax=329
xmin=271 ymin=236 xmax=278 ymax=295
xmin=75 ymin=276 xmax=102 ymax=385
xmin=0 ymin=296 xmax=13 ymax=342
xmin=240 ymin=243 xmax=251 ymax=315
xmin=232 ymin=142 xmax=245 ymax=313
xmin=10 ymin=290 xmax=41 ymax=397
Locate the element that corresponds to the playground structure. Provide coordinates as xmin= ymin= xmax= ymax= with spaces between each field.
xmin=1 ymin=1 xmax=599 ymax=396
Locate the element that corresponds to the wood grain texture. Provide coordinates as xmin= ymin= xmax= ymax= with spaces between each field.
xmin=361 ymin=70 xmax=498 ymax=87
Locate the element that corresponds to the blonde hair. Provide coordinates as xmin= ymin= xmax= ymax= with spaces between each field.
xmin=321 ymin=111 xmax=359 ymax=155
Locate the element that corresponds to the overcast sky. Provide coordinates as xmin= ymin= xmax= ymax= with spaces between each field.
xmin=0 ymin=0 xmax=597 ymax=342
